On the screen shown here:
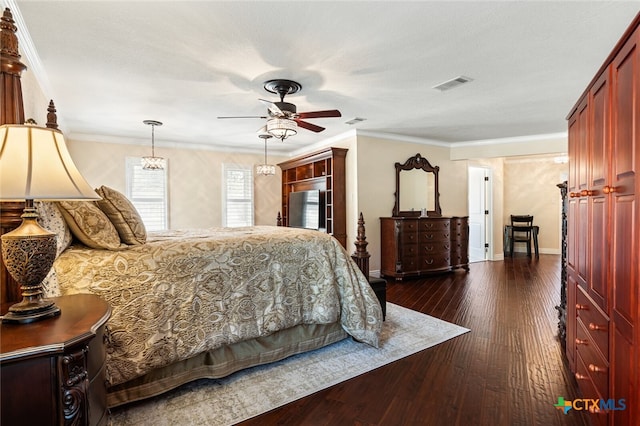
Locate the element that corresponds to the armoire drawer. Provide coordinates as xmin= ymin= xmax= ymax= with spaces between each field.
xmin=575 ymin=352 xmax=609 ymax=426
xmin=576 ymin=319 xmax=609 ymax=399
xmin=576 ymin=287 xmax=609 ymax=359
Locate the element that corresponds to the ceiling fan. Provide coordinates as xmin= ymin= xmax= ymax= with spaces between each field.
xmin=217 ymin=79 xmax=341 ymax=140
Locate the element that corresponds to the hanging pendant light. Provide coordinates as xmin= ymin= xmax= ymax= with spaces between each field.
xmin=141 ymin=119 xmax=165 ymax=170
xmin=256 ymin=133 xmax=276 ymax=176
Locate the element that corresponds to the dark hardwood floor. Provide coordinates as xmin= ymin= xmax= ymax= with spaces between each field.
xmin=240 ymin=254 xmax=589 ymax=426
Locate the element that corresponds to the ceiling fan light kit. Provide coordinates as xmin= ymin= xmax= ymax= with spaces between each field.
xmin=267 ymin=117 xmax=297 ymax=140
xmin=218 ymin=79 xmax=341 ymax=142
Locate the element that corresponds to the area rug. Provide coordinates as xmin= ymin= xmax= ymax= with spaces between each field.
xmin=109 ymin=303 xmax=469 ymax=425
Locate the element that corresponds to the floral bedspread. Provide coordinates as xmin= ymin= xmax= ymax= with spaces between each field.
xmin=52 ymin=226 xmax=382 ymax=386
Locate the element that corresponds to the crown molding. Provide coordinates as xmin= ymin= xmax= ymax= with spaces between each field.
xmin=452 ymin=132 xmax=568 ymax=147
xmin=2 ymin=0 xmax=53 ymax=98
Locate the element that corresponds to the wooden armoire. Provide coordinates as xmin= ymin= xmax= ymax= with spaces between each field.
xmin=566 ymin=12 xmax=639 ymax=426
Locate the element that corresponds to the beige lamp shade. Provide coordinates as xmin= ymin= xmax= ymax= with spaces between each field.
xmin=0 ymin=124 xmax=99 ymax=201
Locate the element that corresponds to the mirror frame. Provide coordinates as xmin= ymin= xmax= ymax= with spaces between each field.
xmin=393 ymin=153 xmax=442 ymax=217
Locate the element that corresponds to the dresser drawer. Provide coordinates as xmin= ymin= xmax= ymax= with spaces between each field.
xmin=576 ymin=287 xmax=609 ymax=359
xmin=400 ymin=232 xmax=419 ymax=245
xmin=419 ymin=231 xmax=450 ymax=243
xmin=418 ymin=219 xmax=450 ymax=232
xmin=399 ymin=220 xmax=419 ymax=233
xmin=420 ymin=242 xmax=450 ymax=256
xmin=396 ymin=256 xmax=418 ymax=273
xmin=576 ymin=319 xmax=609 ymax=399
xmin=421 ymin=255 xmax=450 ymax=270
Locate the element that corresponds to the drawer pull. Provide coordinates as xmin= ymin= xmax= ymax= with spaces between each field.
xmin=603 ymin=185 xmax=618 ymax=194
xmin=575 ymin=338 xmax=588 ymax=345
xmin=575 ymin=303 xmax=588 ymax=310
xmin=588 ymin=364 xmax=606 ymax=373
xmin=569 ymin=192 xmax=580 ymax=198
xmin=575 ymin=372 xmax=588 ymax=380
xmin=581 ymin=189 xmax=594 ymax=196
xmin=588 ymin=405 xmax=603 ymax=414
xmin=588 ymin=322 xmax=606 ymax=332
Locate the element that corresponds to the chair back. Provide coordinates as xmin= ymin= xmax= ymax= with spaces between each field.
xmin=511 ymin=215 xmax=534 ymax=228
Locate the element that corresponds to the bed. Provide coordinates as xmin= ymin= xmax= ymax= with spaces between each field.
xmin=29 ymin=196 xmax=383 ymax=408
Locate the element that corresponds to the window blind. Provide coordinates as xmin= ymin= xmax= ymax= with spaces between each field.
xmin=125 ymin=157 xmax=168 ymax=231
xmin=223 ymin=164 xmax=254 ymax=227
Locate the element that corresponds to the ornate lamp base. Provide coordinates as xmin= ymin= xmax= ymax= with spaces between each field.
xmin=2 ymin=302 xmax=61 ymax=324
xmin=1 ymin=202 xmax=60 ymax=324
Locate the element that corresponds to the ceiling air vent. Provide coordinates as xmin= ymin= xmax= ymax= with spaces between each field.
xmin=345 ymin=117 xmax=366 ymax=125
xmin=432 ymin=76 xmax=473 ymax=92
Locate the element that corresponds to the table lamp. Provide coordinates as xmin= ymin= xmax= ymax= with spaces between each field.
xmin=0 ymin=124 xmax=100 ymax=323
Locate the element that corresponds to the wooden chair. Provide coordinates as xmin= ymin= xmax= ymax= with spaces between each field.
xmin=510 ymin=215 xmax=534 ymax=257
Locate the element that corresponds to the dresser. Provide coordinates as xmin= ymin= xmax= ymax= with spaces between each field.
xmin=566 ymin=12 xmax=639 ymax=426
xmin=380 ymin=216 xmax=469 ymax=280
xmin=1 ymin=294 xmax=111 ymax=426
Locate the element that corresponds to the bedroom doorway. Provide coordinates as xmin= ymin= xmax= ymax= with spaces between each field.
xmin=468 ymin=166 xmax=492 ymax=262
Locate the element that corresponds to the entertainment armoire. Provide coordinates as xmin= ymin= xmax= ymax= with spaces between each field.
xmin=566 ymin=12 xmax=639 ymax=426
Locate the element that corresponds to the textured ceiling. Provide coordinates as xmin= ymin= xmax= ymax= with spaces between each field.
xmin=7 ymin=1 xmax=640 ymax=155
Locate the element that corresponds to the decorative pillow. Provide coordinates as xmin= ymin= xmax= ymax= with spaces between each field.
xmin=41 ymin=268 xmax=61 ymax=298
xmin=35 ymin=201 xmax=73 ymax=257
xmin=57 ymin=201 xmax=122 ymax=250
xmin=95 ymin=185 xmax=147 ymax=245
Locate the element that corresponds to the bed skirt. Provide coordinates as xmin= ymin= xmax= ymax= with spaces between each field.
xmin=107 ymin=322 xmax=347 ymax=408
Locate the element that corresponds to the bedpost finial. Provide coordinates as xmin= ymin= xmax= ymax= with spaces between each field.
xmin=46 ymin=100 xmax=59 ymax=130
xmin=1 ymin=8 xmax=21 ymax=58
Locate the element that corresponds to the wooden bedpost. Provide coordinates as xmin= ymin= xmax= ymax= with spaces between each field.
xmin=0 ymin=7 xmax=28 ymax=304
xmin=351 ymin=212 xmax=370 ymax=278
xmin=0 ymin=8 xmax=27 ymax=125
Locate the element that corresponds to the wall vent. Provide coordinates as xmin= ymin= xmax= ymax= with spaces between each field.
xmin=432 ymin=76 xmax=473 ymax=91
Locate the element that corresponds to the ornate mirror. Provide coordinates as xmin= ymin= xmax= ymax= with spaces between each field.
xmin=392 ymin=153 xmax=442 ymax=217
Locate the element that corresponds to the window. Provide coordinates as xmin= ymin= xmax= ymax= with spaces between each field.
xmin=223 ymin=164 xmax=253 ymax=227
xmin=125 ymin=157 xmax=168 ymax=231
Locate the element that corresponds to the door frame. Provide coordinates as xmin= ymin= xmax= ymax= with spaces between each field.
xmin=468 ymin=165 xmax=494 ymax=262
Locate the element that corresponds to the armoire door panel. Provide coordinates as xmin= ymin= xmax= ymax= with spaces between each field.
xmin=611 ymin=196 xmax=635 ymax=328
xmin=589 ymin=197 xmax=608 ymax=311
xmin=590 ymin=70 xmax=610 ymax=189
xmin=577 ymin=198 xmax=589 ymax=286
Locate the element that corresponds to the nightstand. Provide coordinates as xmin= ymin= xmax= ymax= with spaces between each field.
xmin=1 ymin=294 xmax=111 ymax=426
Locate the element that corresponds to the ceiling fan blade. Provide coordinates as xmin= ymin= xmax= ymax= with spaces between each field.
xmin=259 ymin=99 xmax=284 ymax=117
xmin=217 ymin=115 xmax=268 ymax=119
xmin=297 ymin=110 xmax=342 ymax=119
xmin=295 ymin=119 xmax=325 ymax=133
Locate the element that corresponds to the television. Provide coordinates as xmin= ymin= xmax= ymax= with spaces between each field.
xmin=288 ymin=190 xmax=325 ymax=230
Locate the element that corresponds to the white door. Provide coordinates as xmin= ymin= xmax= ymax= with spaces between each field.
xmin=468 ymin=166 xmax=491 ymax=262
